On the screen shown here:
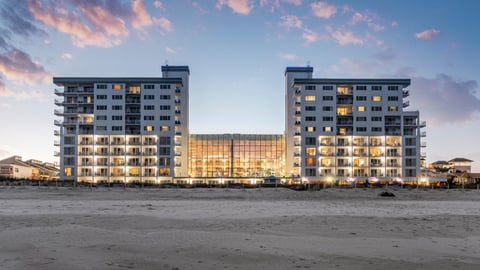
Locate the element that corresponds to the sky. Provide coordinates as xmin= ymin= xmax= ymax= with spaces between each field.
xmin=0 ymin=0 xmax=479 ymax=171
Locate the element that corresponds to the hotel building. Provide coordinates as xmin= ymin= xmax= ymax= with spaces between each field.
xmin=54 ymin=65 xmax=425 ymax=184
xmin=285 ymin=67 xmax=425 ymax=183
xmin=53 ymin=66 xmax=190 ymax=183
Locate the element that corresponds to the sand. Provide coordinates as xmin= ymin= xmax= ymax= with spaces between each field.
xmin=1 ymin=186 xmax=480 ymax=270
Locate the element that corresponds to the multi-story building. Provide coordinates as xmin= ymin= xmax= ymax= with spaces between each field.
xmin=285 ymin=66 xmax=426 ymax=183
xmin=53 ymin=65 xmax=189 ymax=184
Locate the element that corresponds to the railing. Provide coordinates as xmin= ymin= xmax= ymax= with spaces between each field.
xmin=175 ymin=110 xmax=181 ymax=114
xmin=386 ymin=153 xmax=401 ymax=157
xmin=143 ymin=141 xmax=156 ymax=145
xmin=54 ymin=140 xmax=60 ymax=146
xmin=293 ymin=153 xmax=301 ymax=157
xmin=385 ymin=122 xmax=401 ymax=126
xmin=403 ymin=101 xmax=410 ymax=108
xmin=126 ymin=152 xmax=141 ymax=156
xmin=143 ymin=152 xmax=157 ymax=156
xmin=403 ymin=90 xmax=409 ymax=97
xmin=337 ymin=163 xmax=351 ymax=167
xmin=174 ymin=152 xmax=182 ymax=156
xmin=175 ymin=132 xmax=182 ymax=136
xmin=421 ymin=132 xmax=426 ymax=137
xmin=294 ymin=132 xmax=301 ymax=136
xmin=294 ymin=121 xmax=301 ymax=125
xmin=126 ymin=120 xmax=141 ymax=125
xmin=419 ymin=121 xmax=426 ymax=128
xmin=54 ymin=88 xmax=64 ymax=95
xmin=79 ymin=152 xmax=93 ymax=156
xmin=174 ymin=100 xmax=181 ymax=104
xmin=319 ymin=153 xmax=334 ymax=156
xmin=128 ymin=141 xmax=141 ymax=145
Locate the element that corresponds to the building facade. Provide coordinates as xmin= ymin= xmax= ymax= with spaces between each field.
xmin=285 ymin=67 xmax=426 ymax=182
xmin=53 ymin=65 xmax=189 ymax=183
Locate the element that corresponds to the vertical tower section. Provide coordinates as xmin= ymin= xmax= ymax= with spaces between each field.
xmin=284 ymin=67 xmax=313 ymax=179
xmin=162 ymin=65 xmax=190 ymax=178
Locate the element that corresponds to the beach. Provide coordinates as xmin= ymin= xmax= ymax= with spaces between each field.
xmin=1 ymin=186 xmax=480 ymax=270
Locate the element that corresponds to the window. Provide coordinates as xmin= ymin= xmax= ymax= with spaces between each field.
xmin=144 ymin=84 xmax=155 ymax=89
xmin=356 ymin=127 xmax=366 ymax=132
xmin=112 ymin=95 xmax=123 ymax=100
xmin=129 ymin=85 xmax=141 ymax=93
xmin=323 ymin=116 xmax=333 ymax=121
xmin=158 ymin=157 xmax=170 ymax=166
xmin=356 ymin=116 xmax=366 ymax=121
xmin=388 ymin=106 xmax=398 ymax=112
xmin=305 ymin=168 xmax=316 ymax=176
xmin=96 ymin=95 xmax=107 ymax=100
xmin=356 ymin=85 xmax=367 ymax=91
xmin=323 ymin=86 xmax=333 ymax=90
xmin=112 ymin=105 xmax=122 ymax=110
xmin=357 ymin=106 xmax=365 ymax=112
xmin=113 ymin=84 xmax=122 ymax=90
xmin=144 ymin=126 xmax=154 ymax=131
xmin=305 ymin=85 xmax=316 ymax=90
xmin=388 ymin=96 xmax=399 ymax=101
xmin=161 ymin=126 xmax=170 ymax=131
xmin=112 ymin=126 xmax=123 ymax=131
xmin=372 ymin=96 xmax=382 ymax=102
xmin=96 ymin=84 xmax=107 ymax=89
xmin=337 ymin=87 xmax=351 ymax=94
xmin=96 ymin=126 xmax=107 ymax=131
xmin=388 ymin=86 xmax=399 ymax=91
xmin=323 ymin=96 xmax=333 ymax=101
xmin=159 ymin=115 xmax=170 ymax=121
xmin=144 ymin=115 xmax=154 ymax=121
xmin=372 ymin=86 xmax=382 ymax=91
xmin=159 ymin=137 xmax=171 ymax=145
xmin=323 ymin=126 xmax=332 ymax=132
xmin=406 ymin=158 xmax=416 ymax=166
xmin=305 ymin=126 xmax=316 ymax=132
xmin=305 ymin=106 xmax=316 ymax=111
xmin=96 ymin=115 xmax=107 ymax=120
xmin=371 ymin=127 xmax=382 ymax=132
xmin=159 ymin=147 xmax=170 ymax=155
xmin=160 ymin=84 xmax=171 ymax=89
xmin=112 ymin=115 xmax=122 ymax=120
xmin=305 ymin=137 xmax=316 ymax=145
xmin=306 ymin=158 xmax=316 ymax=166
xmin=305 ymin=96 xmax=315 ymax=101
xmin=371 ymin=116 xmax=382 ymax=121
xmin=405 ymin=138 xmax=416 ymax=146
xmin=323 ymin=106 xmax=333 ymax=111
xmin=305 ymin=116 xmax=316 ymax=121
xmin=96 ymin=105 xmax=107 ymax=110
xmin=306 ymin=147 xmax=316 ymax=156
xmin=160 ymin=95 xmax=171 ymax=100
xmin=144 ymin=105 xmax=155 ymax=110
xmin=406 ymin=148 xmax=417 ymax=156
xmin=159 ymin=105 xmax=171 ymax=110
xmin=144 ymin=95 xmax=155 ymax=100
xmin=356 ymin=96 xmax=366 ymax=101
xmin=371 ymin=106 xmax=382 ymax=111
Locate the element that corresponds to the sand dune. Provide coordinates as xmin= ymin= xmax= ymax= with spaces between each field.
xmin=1 ymin=187 xmax=479 ymax=269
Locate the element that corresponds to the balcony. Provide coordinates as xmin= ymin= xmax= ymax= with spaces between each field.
xmin=294 ymin=90 xmax=301 ymax=96
xmin=175 ymin=88 xmax=181 ymax=94
xmin=403 ymin=101 xmax=410 ymax=108
xmin=175 ymin=121 xmax=181 ymax=125
xmin=295 ymin=111 xmax=301 ymax=115
xmin=320 ymin=164 xmax=335 ymax=167
xmin=53 ymin=140 xmax=60 ymax=146
xmin=294 ymin=142 xmax=301 ymax=146
xmin=80 ymin=162 xmax=93 ymax=166
xmin=386 ymin=153 xmax=401 ymax=157
xmin=143 ymin=152 xmax=157 ymax=156
xmin=53 ymin=151 xmax=60 ymax=157
xmin=54 ymin=88 xmax=64 ymax=95
xmin=320 ymin=142 xmax=334 ymax=146
xmin=79 ymin=140 xmax=93 ymax=145
xmin=128 ymin=141 xmax=141 ymax=145
xmin=111 ymin=141 xmax=125 ymax=145
xmin=174 ymin=152 xmax=182 ymax=156
xmin=293 ymin=163 xmax=300 ymax=167
xmin=293 ymin=153 xmax=301 ymax=157
xmin=95 ymin=173 xmax=109 ymax=176
xmin=421 ymin=152 xmax=427 ymax=159
xmin=111 ymin=163 xmax=125 ymax=166
xmin=175 ymin=163 xmax=182 ymax=167
xmin=111 ymin=152 xmax=125 ymax=156
xmin=385 ymin=121 xmax=401 ymax=126
xmin=336 ymin=152 xmax=349 ymax=156
xmin=96 ymin=161 xmax=109 ymax=166
xmin=403 ymin=90 xmax=409 ymax=98
xmin=294 ymin=132 xmax=301 ymax=136
xmin=421 ymin=131 xmax=426 ymax=137
xmin=54 ymin=130 xmax=60 ymax=136
xmin=353 ymin=152 xmax=367 ymax=157
xmin=111 ymin=173 xmax=125 ymax=177
xmin=79 ymin=152 xmax=93 ymax=156
xmin=54 ymin=120 xmax=63 ymax=126
xmin=127 ymin=162 xmax=141 ymax=166
xmin=421 ymin=142 xmax=427 ymax=147
xmin=175 ymin=142 xmax=181 ymax=146
xmin=95 ymin=152 xmax=109 ymax=156
xmin=174 ymin=100 xmax=181 ymax=104
xmin=143 ymin=162 xmax=156 ymax=167
xmin=419 ymin=121 xmax=426 ymax=128
xmin=294 ymin=121 xmax=301 ymax=126
xmin=175 ymin=110 xmax=181 ymax=115
xmin=337 ymin=163 xmax=351 ymax=167
xmin=175 ymin=131 xmax=182 ymax=136
xmin=126 ymin=152 xmax=141 ymax=156
xmin=295 ymin=101 xmax=301 ymax=106
xmin=320 ymin=152 xmax=334 ymax=156
xmin=143 ymin=140 xmax=156 ymax=145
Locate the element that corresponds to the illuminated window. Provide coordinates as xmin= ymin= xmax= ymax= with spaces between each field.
xmin=337 ymin=86 xmax=351 ymax=94
xmin=113 ymin=84 xmax=122 ymax=90
xmin=129 ymin=85 xmax=141 ymax=93
xmin=372 ymin=96 xmax=382 ymax=102
xmin=337 ymin=107 xmax=350 ymax=115
xmin=306 ymin=157 xmax=316 ymax=166
xmin=357 ymin=106 xmax=365 ymax=112
xmin=161 ymin=126 xmax=170 ymax=132
xmin=129 ymin=168 xmax=140 ymax=176
xmin=305 ymin=96 xmax=316 ymax=101
xmin=64 ymin=168 xmax=72 ymax=176
xmin=388 ymin=106 xmax=398 ymax=111
xmin=306 ymin=147 xmax=316 ymax=156
xmin=306 ymin=126 xmax=316 ymax=132
xmin=144 ymin=126 xmax=154 ymax=131
xmin=323 ymin=126 xmax=332 ymax=132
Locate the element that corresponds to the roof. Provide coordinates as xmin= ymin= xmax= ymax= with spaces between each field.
xmin=293 ymin=78 xmax=411 ymax=87
xmin=285 ymin=66 xmax=314 ymax=75
xmin=448 ymin=158 xmax=473 ymax=163
xmin=53 ymin=77 xmax=183 ymax=86
xmin=161 ymin=65 xmax=190 ymax=75
xmin=432 ymin=160 xmax=449 ymax=165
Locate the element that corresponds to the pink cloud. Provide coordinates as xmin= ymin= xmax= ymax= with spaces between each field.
xmin=326 ymin=26 xmax=363 ymax=45
xmin=131 ymin=0 xmax=153 ymax=29
xmin=282 ymin=0 xmax=302 ymax=5
xmin=153 ymin=1 xmax=164 ymax=9
xmin=302 ymin=28 xmax=319 ymax=45
xmin=391 ymin=21 xmax=399 ymax=27
xmin=279 ymin=15 xmax=302 ymax=29
xmin=216 ymin=0 xmax=253 ymax=15
xmin=311 ymin=1 xmax=337 ymax=19
xmin=165 ymin=47 xmax=177 ymax=54
xmin=153 ymin=17 xmax=172 ymax=33
xmin=279 ymin=53 xmax=298 ymax=60
xmin=192 ymin=2 xmax=209 ymax=14
xmin=0 ymin=49 xmax=51 ymax=85
xmin=415 ymin=29 xmax=441 ymax=40
xmin=61 ymin=53 xmax=72 ymax=59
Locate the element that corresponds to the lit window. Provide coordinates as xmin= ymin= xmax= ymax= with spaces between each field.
xmin=306 ymin=158 xmax=316 ymax=166
xmin=144 ymin=126 xmax=154 ymax=131
xmin=161 ymin=126 xmax=170 ymax=132
xmin=305 ymin=96 xmax=316 ymax=101
xmin=372 ymin=96 xmax=382 ymax=102
xmin=337 ymin=87 xmax=350 ymax=94
xmin=64 ymin=168 xmax=72 ymax=176
xmin=306 ymin=147 xmax=316 ymax=156
xmin=129 ymin=85 xmax=141 ymax=93
xmin=324 ymin=127 xmax=332 ymax=132
xmin=337 ymin=107 xmax=350 ymax=115
xmin=113 ymin=84 xmax=122 ymax=90
xmin=358 ymin=106 xmax=365 ymax=112
xmin=306 ymin=126 xmax=316 ymax=132
xmin=388 ymin=106 xmax=398 ymax=111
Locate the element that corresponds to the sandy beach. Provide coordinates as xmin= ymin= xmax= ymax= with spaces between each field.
xmin=1 ymin=186 xmax=480 ymax=270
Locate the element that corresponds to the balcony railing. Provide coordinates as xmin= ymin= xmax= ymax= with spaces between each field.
xmin=419 ymin=121 xmax=426 ymax=128
xmin=403 ymin=90 xmax=409 ymax=98
xmin=421 ymin=132 xmax=426 ymax=137
xmin=54 ymin=88 xmax=64 ymax=95
xmin=403 ymin=101 xmax=410 ymax=108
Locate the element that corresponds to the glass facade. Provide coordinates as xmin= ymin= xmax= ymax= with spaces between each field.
xmin=189 ymin=134 xmax=285 ymax=178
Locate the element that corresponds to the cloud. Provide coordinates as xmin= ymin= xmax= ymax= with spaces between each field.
xmin=302 ymin=28 xmax=319 ymax=45
xmin=311 ymin=1 xmax=337 ymax=19
xmin=373 ymin=50 xmax=395 ymax=62
xmin=216 ymin=0 xmax=253 ymax=15
xmin=192 ymin=2 xmax=209 ymax=14
xmin=153 ymin=17 xmax=172 ymax=33
xmin=0 ymin=48 xmax=51 ymax=85
xmin=153 ymin=1 xmax=164 ymax=9
xmin=279 ymin=15 xmax=302 ymax=29
xmin=131 ymin=0 xmax=153 ymax=29
xmin=330 ymin=58 xmax=377 ymax=76
xmin=165 ymin=46 xmax=177 ymax=54
xmin=391 ymin=21 xmax=398 ymax=27
xmin=326 ymin=26 xmax=363 ymax=45
xmin=0 ymin=1 xmax=45 ymax=38
xmin=350 ymin=10 xmax=384 ymax=32
xmin=411 ymin=74 xmax=480 ymax=126
xmin=278 ymin=53 xmax=298 ymax=60
xmin=61 ymin=53 xmax=72 ymax=59
xmin=282 ymin=0 xmax=302 ymax=5
xmin=415 ymin=29 xmax=441 ymax=41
